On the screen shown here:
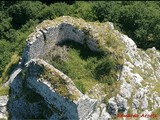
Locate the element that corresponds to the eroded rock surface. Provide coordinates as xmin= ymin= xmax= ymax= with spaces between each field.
xmin=1 ymin=16 xmax=160 ymax=119
xmin=0 ymin=96 xmax=8 ymax=120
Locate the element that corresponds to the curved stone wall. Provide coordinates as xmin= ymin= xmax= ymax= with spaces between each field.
xmin=22 ymin=23 xmax=98 ymax=65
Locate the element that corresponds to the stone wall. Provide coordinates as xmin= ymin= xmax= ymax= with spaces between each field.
xmin=21 ymin=23 xmax=98 ymax=65
xmin=4 ymin=16 xmax=160 ymax=119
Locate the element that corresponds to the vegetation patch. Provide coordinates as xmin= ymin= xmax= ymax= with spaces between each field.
xmin=51 ymin=40 xmax=120 ymax=94
xmin=141 ymin=79 xmax=160 ymax=96
xmin=0 ymin=1 xmax=160 ymax=84
xmin=0 ymin=53 xmax=19 ymax=84
xmin=149 ymin=107 xmax=160 ymax=120
xmin=103 ymin=80 xmax=121 ymax=103
xmin=37 ymin=16 xmax=125 ymax=64
xmin=35 ymin=61 xmax=78 ymax=101
xmin=0 ymin=86 xmax=9 ymax=96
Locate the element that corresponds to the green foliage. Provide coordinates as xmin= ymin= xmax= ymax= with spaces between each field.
xmin=51 ymin=41 xmax=117 ymax=93
xmin=92 ymin=1 xmax=160 ymax=49
xmin=94 ymin=58 xmax=116 ymax=84
xmin=92 ymin=1 xmax=121 ymax=23
xmin=8 ymin=1 xmax=45 ymax=29
xmin=0 ymin=1 xmax=160 ymax=84
xmin=71 ymin=1 xmax=96 ymax=21
xmin=0 ymin=86 xmax=9 ymax=96
xmin=35 ymin=62 xmax=78 ymax=101
xmin=74 ymin=81 xmax=86 ymax=94
xmin=103 ymin=81 xmax=121 ymax=105
xmin=0 ymin=54 xmax=19 ymax=84
xmin=52 ymin=43 xmax=96 ymax=81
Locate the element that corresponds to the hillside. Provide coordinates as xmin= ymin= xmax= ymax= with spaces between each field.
xmin=0 ymin=16 xmax=160 ymax=120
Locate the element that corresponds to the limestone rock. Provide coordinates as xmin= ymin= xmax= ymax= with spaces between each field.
xmin=2 ymin=16 xmax=160 ymax=119
xmin=0 ymin=96 xmax=8 ymax=120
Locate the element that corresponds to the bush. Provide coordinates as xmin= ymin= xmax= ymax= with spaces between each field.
xmin=50 ymin=41 xmax=117 ymax=93
xmin=94 ymin=58 xmax=116 ymax=83
xmin=1 ymin=1 xmax=160 ymax=82
xmin=8 ymin=1 xmax=45 ymax=29
xmin=92 ymin=1 xmax=160 ymax=49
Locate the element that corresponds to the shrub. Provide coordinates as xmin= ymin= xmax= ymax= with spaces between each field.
xmin=92 ymin=1 xmax=160 ymax=49
xmin=94 ymin=58 xmax=116 ymax=84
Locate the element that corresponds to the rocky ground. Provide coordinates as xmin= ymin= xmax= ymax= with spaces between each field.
xmin=0 ymin=16 xmax=160 ymax=120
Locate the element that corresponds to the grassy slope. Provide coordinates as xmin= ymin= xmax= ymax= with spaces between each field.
xmin=51 ymin=41 xmax=120 ymax=96
xmin=0 ymin=16 xmax=124 ymax=100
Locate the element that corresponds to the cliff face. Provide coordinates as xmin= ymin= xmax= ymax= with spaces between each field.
xmin=1 ymin=16 xmax=160 ymax=119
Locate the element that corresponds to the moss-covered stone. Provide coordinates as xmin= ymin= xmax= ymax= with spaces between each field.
xmin=32 ymin=60 xmax=79 ymax=101
xmin=35 ymin=16 xmax=125 ymax=65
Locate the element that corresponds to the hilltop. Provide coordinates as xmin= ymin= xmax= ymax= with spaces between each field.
xmin=0 ymin=16 xmax=160 ymax=119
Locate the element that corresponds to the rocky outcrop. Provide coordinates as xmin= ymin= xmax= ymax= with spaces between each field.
xmin=0 ymin=96 xmax=8 ymax=120
xmin=1 ymin=16 xmax=160 ymax=119
xmin=7 ymin=58 xmax=111 ymax=119
xmin=22 ymin=22 xmax=98 ymax=65
xmin=107 ymin=27 xmax=160 ymax=115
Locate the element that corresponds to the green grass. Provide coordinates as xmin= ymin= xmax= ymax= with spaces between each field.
xmin=103 ymin=80 xmax=121 ymax=103
xmin=151 ymin=107 xmax=160 ymax=120
xmin=51 ymin=40 xmax=119 ymax=94
xmin=34 ymin=60 xmax=79 ymax=101
xmin=141 ymin=79 xmax=160 ymax=96
xmin=0 ymin=86 xmax=9 ymax=96
xmin=0 ymin=53 xmax=19 ymax=97
xmin=0 ymin=54 xmax=20 ymax=84
xmin=37 ymin=16 xmax=125 ymax=65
